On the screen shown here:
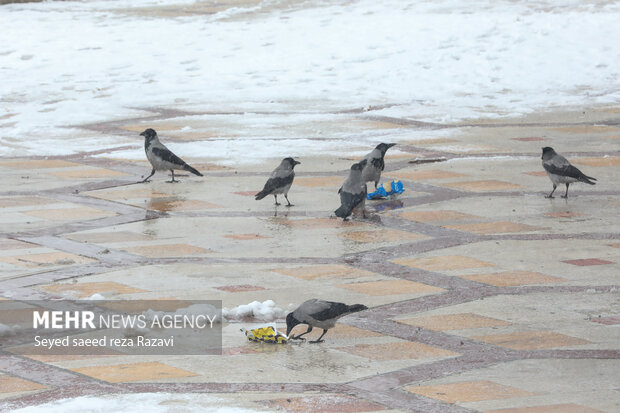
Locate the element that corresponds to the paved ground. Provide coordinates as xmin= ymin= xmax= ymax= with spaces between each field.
xmin=0 ymin=103 xmax=619 ymax=412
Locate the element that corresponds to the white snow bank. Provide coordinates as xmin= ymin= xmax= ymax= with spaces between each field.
xmin=8 ymin=393 xmax=266 ymax=413
xmin=0 ymin=323 xmax=19 ymax=337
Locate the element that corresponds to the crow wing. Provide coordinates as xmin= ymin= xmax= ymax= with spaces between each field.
xmin=260 ymin=173 xmax=294 ymax=194
xmin=543 ymin=162 xmax=588 ymax=180
xmin=152 ymin=147 xmax=187 ymax=167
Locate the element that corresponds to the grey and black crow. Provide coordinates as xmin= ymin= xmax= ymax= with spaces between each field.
xmin=361 ymin=143 xmax=396 ymax=189
xmin=255 ymin=157 xmax=301 ymax=206
xmin=335 ymin=160 xmax=367 ymax=220
xmin=541 ymin=147 xmax=596 ymax=198
xmin=286 ymin=299 xmax=368 ymax=343
xmin=139 ymin=128 xmax=203 ymax=183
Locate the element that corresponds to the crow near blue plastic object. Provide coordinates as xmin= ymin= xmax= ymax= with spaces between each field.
xmin=367 ymin=180 xmax=404 ymax=200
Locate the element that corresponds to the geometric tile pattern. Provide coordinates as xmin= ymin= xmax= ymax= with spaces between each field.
xmin=260 ymin=394 xmax=387 ymax=412
xmin=0 ymin=375 xmax=47 ymax=394
xmin=405 ymin=380 xmax=535 ymax=403
xmin=441 ymin=180 xmax=524 ymax=191
xmin=70 ymin=362 xmax=199 ymax=383
xmin=39 ymin=281 xmax=146 ymax=298
xmin=399 ymin=210 xmax=480 ymax=222
xmin=397 ymin=313 xmax=511 ymax=331
xmin=337 ymin=341 xmax=458 ymax=361
xmin=270 ymin=264 xmax=377 ymax=280
xmin=484 ymin=403 xmax=604 ymax=413
xmin=445 ymin=221 xmax=541 ymax=235
xmin=392 ymin=255 xmax=495 ymax=271
xmin=561 ymin=258 xmax=613 ymax=266
xmin=338 ymin=279 xmax=444 ymax=296
xmin=461 ymin=271 xmax=564 ymax=287
xmin=473 ymin=331 xmax=590 ymax=350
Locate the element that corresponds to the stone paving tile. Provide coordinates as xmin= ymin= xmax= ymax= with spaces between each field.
xmin=260 ymin=394 xmax=387 ymax=412
xmin=214 ymin=284 xmax=265 ymax=292
xmin=0 ymin=196 xmax=60 ymax=208
xmin=71 ymin=361 xmax=199 ymax=383
xmin=398 ymin=210 xmax=480 ymax=223
xmin=561 ymin=258 xmax=613 ymax=266
xmin=461 ymin=271 xmax=564 ymax=287
xmin=441 ymin=180 xmax=525 ymax=191
xmin=337 ymin=229 xmax=427 ymax=243
xmin=0 ymin=251 xmax=96 ymax=268
xmin=222 ymin=233 xmax=272 ymax=240
xmin=20 ymin=206 xmax=118 ymax=221
xmin=396 ymin=313 xmax=511 ymax=331
xmin=337 ymin=280 xmax=444 ymax=296
xmin=445 ymin=221 xmax=542 ymax=235
xmin=122 ymin=243 xmax=213 ymax=258
xmin=270 ymin=264 xmax=379 ymax=280
xmin=0 ymin=239 xmax=38 ymax=250
xmin=392 ymin=255 xmax=495 ymax=271
xmin=336 ymin=341 xmax=458 ymax=361
xmin=0 ymin=375 xmax=47 ymax=396
xmin=63 ymin=231 xmax=154 ymax=243
xmin=39 ymin=281 xmax=146 ymax=298
xmin=572 ymin=156 xmax=620 ymax=167
xmin=484 ymin=403 xmax=604 ymax=413
xmin=50 ymin=168 xmax=128 ymax=179
xmin=404 ymin=380 xmax=535 ymax=403
xmin=0 ymin=159 xmax=81 ymax=169
xmin=472 ymin=331 xmax=590 ymax=350
xmin=295 ymin=176 xmax=344 ymax=187
xmin=389 ymin=169 xmax=468 ymax=181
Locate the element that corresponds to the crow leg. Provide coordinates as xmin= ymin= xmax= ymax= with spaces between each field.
xmin=561 ymin=183 xmax=570 ymax=199
xmin=374 ymin=181 xmax=378 ymax=190
xmin=168 ymin=170 xmax=179 ymax=183
xmin=309 ymin=329 xmax=327 ymax=343
xmin=273 ymin=195 xmax=280 ymax=206
xmin=140 ymin=169 xmax=156 ymax=183
xmin=546 ymin=184 xmax=557 ymax=198
xmin=293 ymin=325 xmax=312 ymax=341
xmin=284 ymin=194 xmax=294 ymax=207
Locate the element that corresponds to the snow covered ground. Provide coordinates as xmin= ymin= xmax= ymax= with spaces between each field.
xmin=1 ymin=0 xmax=619 ymax=160
xmin=10 ymin=393 xmax=266 ymax=413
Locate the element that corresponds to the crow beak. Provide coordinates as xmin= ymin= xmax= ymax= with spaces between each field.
xmin=139 ymin=132 xmax=145 ymax=137
xmin=286 ymin=325 xmax=293 ymax=337
xmin=294 ymin=160 xmax=301 ymax=165
xmin=387 ymin=143 xmax=396 ymax=148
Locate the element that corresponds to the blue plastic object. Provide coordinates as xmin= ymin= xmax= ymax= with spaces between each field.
xmin=367 ymin=180 xmax=404 ymax=200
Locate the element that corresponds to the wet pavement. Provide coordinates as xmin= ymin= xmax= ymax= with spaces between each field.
xmin=0 ymin=103 xmax=619 ymax=412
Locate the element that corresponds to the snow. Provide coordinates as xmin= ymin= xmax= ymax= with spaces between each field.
xmin=8 ymin=393 xmax=266 ymax=413
xmin=222 ymin=300 xmax=287 ymax=322
xmin=1 ymin=0 xmax=619 ymax=161
xmin=0 ymin=322 xmax=19 ymax=337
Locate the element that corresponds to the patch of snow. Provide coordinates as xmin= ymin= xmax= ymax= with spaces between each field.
xmin=8 ymin=393 xmax=266 ymax=413
xmin=223 ymin=300 xmax=287 ymax=322
xmin=0 ymin=323 xmax=19 ymax=337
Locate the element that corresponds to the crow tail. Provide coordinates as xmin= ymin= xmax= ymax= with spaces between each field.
xmin=184 ymin=164 xmax=203 ymax=177
xmin=580 ymin=174 xmax=596 ymax=185
xmin=334 ymin=205 xmax=351 ymax=219
xmin=255 ymin=190 xmax=269 ymax=200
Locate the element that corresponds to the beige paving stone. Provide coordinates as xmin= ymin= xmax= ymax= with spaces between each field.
xmin=0 ymin=196 xmax=59 ymax=208
xmin=20 ymin=206 xmax=117 ymax=221
xmin=270 ymin=264 xmax=378 ymax=280
xmin=337 ymin=341 xmax=458 ymax=361
xmin=122 ymin=243 xmax=212 ymax=257
xmin=484 ymin=403 xmax=604 ymax=413
xmin=390 ymin=169 xmax=468 ymax=181
xmin=524 ymin=171 xmax=548 ymax=177
xmin=337 ymin=279 xmax=444 ymax=296
xmin=71 ymin=361 xmax=199 ymax=383
xmin=222 ymin=233 xmax=272 ymax=240
xmin=405 ymin=380 xmax=535 ymax=403
xmin=473 ymin=331 xmax=591 ymax=350
xmin=441 ymin=180 xmax=524 ymax=191
xmin=445 ymin=221 xmax=542 ymax=235
xmin=260 ymin=394 xmax=388 ymax=412
xmin=398 ymin=210 xmax=480 ymax=222
xmin=87 ymin=187 xmax=170 ymax=201
xmin=284 ymin=217 xmax=366 ymax=229
xmin=337 ymin=229 xmax=427 ymax=243
xmin=0 ymin=159 xmax=81 ymax=169
xmin=550 ymin=125 xmax=618 ymax=134
xmin=39 ymin=281 xmax=146 ymax=297
xmin=406 ymin=138 xmax=459 ymax=145
xmin=397 ymin=313 xmax=511 ymax=331
xmin=392 ymin=255 xmax=495 ymax=271
xmin=0 ymin=375 xmax=47 ymax=394
xmin=0 ymin=251 xmax=96 ymax=268
xmin=572 ymin=156 xmax=620 ymax=167
xmin=50 ymin=168 xmax=128 ymax=179
xmin=145 ymin=199 xmax=221 ymax=211
xmin=63 ymin=231 xmax=154 ymax=243
xmin=461 ymin=271 xmax=565 ymax=287
xmin=295 ymin=176 xmax=343 ymax=187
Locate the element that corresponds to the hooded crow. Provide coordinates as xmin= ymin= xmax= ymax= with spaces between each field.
xmin=361 ymin=143 xmax=396 ymax=189
xmin=286 ymin=299 xmax=368 ymax=343
xmin=541 ymin=147 xmax=596 ymax=198
xmin=255 ymin=157 xmax=301 ymax=206
xmin=335 ymin=160 xmax=367 ymax=220
xmin=139 ymin=128 xmax=203 ymax=183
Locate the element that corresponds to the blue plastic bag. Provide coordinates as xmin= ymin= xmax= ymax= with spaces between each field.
xmin=367 ymin=180 xmax=404 ymax=200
